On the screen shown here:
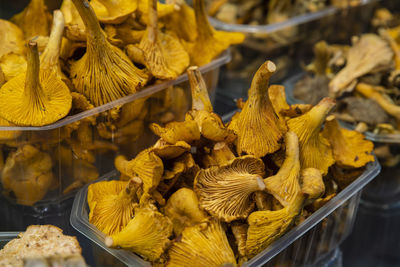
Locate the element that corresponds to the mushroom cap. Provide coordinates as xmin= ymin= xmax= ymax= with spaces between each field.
xmin=167 ymin=219 xmax=237 ymax=267
xmin=322 ymin=115 xmax=374 ymax=168
xmin=164 ymin=188 xmax=208 ymax=236
xmin=152 ymin=139 xmax=191 ymax=159
xmin=11 ymin=0 xmax=52 ymax=39
xmin=60 ymin=0 xmax=86 ymax=41
xmin=106 ymin=205 xmax=172 ymax=262
xmin=163 ymin=1 xmax=197 ymax=42
xmin=91 ymin=0 xmax=137 ymax=24
xmin=194 ymin=156 xmax=266 ymax=222
xmin=0 ymin=53 xmax=27 ymax=81
xmin=0 ymin=19 xmax=25 ymax=58
xmin=287 ymin=98 xmax=336 ymax=175
xmin=1 ymin=145 xmax=54 ymax=206
xmin=88 ymin=179 xmax=140 ymax=235
xmin=137 ymin=0 xmax=175 ymax=25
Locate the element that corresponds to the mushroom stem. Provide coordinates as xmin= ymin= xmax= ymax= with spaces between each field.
xmin=147 ymin=0 xmax=158 ymax=43
xmin=25 ymin=41 xmax=45 ymax=110
xmin=104 ymin=236 xmax=113 ymax=247
xmin=356 ymin=83 xmax=400 ymax=120
xmin=187 ymin=66 xmax=213 ymax=112
xmin=118 ymin=177 xmax=142 ymax=202
xmin=41 ymin=10 xmax=64 ymax=70
xmin=72 ymin=0 xmax=105 ymax=43
xmin=193 ymin=0 xmax=214 ymax=38
xmin=248 ymin=61 xmax=276 ymax=98
xmin=306 ymin=97 xmax=336 ymax=133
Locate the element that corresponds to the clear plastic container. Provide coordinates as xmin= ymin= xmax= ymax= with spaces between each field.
xmin=0 ymin=232 xmax=18 ymax=249
xmin=0 ymin=50 xmax=230 ymax=209
xmin=70 ymin=160 xmax=380 ymax=267
xmin=213 ymin=0 xmax=385 ymax=116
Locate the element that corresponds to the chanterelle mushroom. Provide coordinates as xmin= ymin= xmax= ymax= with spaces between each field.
xmin=91 ymin=0 xmax=137 ymax=24
xmin=229 ymin=61 xmax=286 ymax=157
xmin=60 ymin=0 xmax=86 ymax=41
xmin=11 ymin=0 xmax=52 ymax=39
xmin=105 ymin=205 xmax=172 ymax=262
xmin=187 ymin=66 xmax=235 ymax=142
xmin=2 ymin=145 xmax=54 ymax=206
xmin=167 ymin=219 xmax=237 ymax=267
xmin=88 ymin=178 xmax=142 ymax=236
xmin=322 ymin=115 xmax=374 ymax=168
xmin=329 ymin=34 xmax=393 ymax=96
xmin=194 ymin=155 xmax=265 ymax=222
xmin=137 ymin=0 xmax=189 ymax=79
xmin=70 ymin=0 xmax=149 ymax=106
xmin=187 ymin=0 xmax=244 ymax=66
xmin=0 ymin=41 xmax=72 ymax=126
xmin=164 ymin=188 xmax=208 ymax=236
xmin=0 ymin=19 xmax=25 ymax=58
xmin=287 ymin=98 xmax=336 ymax=175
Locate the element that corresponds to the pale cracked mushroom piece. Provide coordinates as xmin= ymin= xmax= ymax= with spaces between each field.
xmin=167 ymin=219 xmax=237 ymax=267
xmin=60 ymin=0 xmax=86 ymax=41
xmin=70 ymin=0 xmax=149 ymax=107
xmin=0 ymin=41 xmax=72 ymax=126
xmin=194 ymin=155 xmax=266 ymax=222
xmin=322 ymin=115 xmax=374 ymax=168
xmin=88 ymin=178 xmax=142 ymax=236
xmin=287 ymin=98 xmax=336 ymax=175
xmin=137 ymin=0 xmax=189 ymax=79
xmin=11 ymin=0 xmax=52 ymax=39
xmin=229 ymin=61 xmax=287 ymax=157
xmin=105 ymin=205 xmax=173 ymax=262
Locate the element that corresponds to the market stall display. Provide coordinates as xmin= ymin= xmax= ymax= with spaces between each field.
xmin=0 ymin=0 xmax=239 ymax=207
xmin=71 ymin=61 xmax=380 ymax=266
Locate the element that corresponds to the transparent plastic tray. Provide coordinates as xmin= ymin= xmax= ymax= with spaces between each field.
xmin=70 ymin=160 xmax=380 ymax=267
xmin=0 ymin=50 xmax=230 ymax=208
xmin=0 ymin=232 xmax=18 ymax=249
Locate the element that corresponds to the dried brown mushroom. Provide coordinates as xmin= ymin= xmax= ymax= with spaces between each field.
xmin=194 ymin=155 xmax=265 ymax=222
xmin=70 ymin=0 xmax=149 ymax=106
xmin=329 ymin=34 xmax=393 ymax=97
xmin=167 ymin=219 xmax=237 ymax=267
xmin=287 ymin=98 xmax=335 ymax=175
xmin=0 ymin=41 xmax=72 ymax=126
xmin=229 ymin=61 xmax=286 ymax=157
xmin=11 ymin=0 xmax=52 ymax=39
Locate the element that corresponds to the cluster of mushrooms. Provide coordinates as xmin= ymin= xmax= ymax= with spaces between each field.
xmin=88 ymin=60 xmax=374 ymax=265
xmin=0 ymin=0 xmax=244 ymax=206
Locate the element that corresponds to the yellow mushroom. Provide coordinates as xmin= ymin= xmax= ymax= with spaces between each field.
xmin=164 ymin=188 xmax=208 ymax=236
xmin=60 ymin=0 xmax=86 ymax=41
xmin=187 ymin=0 xmax=244 ymax=66
xmin=229 ymin=61 xmax=286 ymax=157
xmin=11 ymin=0 xmax=52 ymax=39
xmin=114 ymin=149 xmax=164 ymax=203
xmin=40 ymin=10 xmax=67 ymax=81
xmin=70 ymin=0 xmax=149 ymax=107
xmin=163 ymin=0 xmax=197 ymax=42
xmin=0 ymin=19 xmax=25 ymax=58
xmin=152 ymin=139 xmax=191 ymax=160
xmin=150 ymin=114 xmax=201 ymax=145
xmin=287 ymin=98 xmax=336 ymax=175
xmin=105 ymin=205 xmax=172 ymax=262
xmin=300 ymin=168 xmax=325 ymax=201
xmin=231 ymin=222 xmax=248 ymax=258
xmin=137 ymin=0 xmax=175 ymax=25
xmin=137 ymin=0 xmax=189 ymax=79
xmin=2 ymin=145 xmax=54 ymax=206
xmin=88 ymin=178 xmax=142 ymax=235
xmin=0 ymin=53 xmax=27 ymax=81
xmin=194 ymin=155 xmax=265 ymax=222
xmin=0 ymin=41 xmax=72 ymax=126
xmin=91 ymin=0 xmax=137 ymax=24
xmin=187 ymin=66 xmax=235 ymax=142
xmin=167 ymin=219 xmax=237 ymax=267
xmin=355 ymin=83 xmax=400 ymax=121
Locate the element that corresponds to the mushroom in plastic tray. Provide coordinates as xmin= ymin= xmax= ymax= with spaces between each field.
xmin=72 ymin=60 xmax=379 ymax=266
